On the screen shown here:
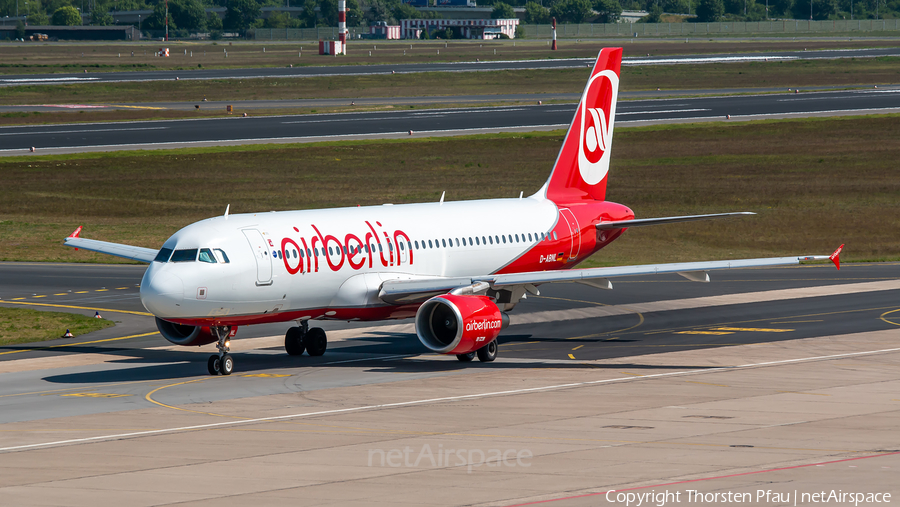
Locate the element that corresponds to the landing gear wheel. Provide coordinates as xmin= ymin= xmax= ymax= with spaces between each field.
xmin=220 ymin=353 xmax=234 ymax=375
xmin=207 ymin=355 xmax=220 ymax=375
xmin=284 ymin=326 xmax=306 ymax=356
xmin=305 ymin=327 xmax=327 ymax=356
xmin=476 ymin=340 xmax=498 ymax=362
xmin=456 ymin=352 xmax=476 ymax=362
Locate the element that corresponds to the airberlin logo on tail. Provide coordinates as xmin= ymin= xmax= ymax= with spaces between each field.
xmin=578 ymin=69 xmax=619 ymax=186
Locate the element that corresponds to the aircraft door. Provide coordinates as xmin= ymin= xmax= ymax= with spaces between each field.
xmin=558 ymin=208 xmax=582 ymax=261
xmin=242 ymin=229 xmax=273 ymax=285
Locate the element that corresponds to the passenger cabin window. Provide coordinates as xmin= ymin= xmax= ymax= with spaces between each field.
xmin=214 ymin=249 xmax=230 ymax=263
xmin=198 ymin=248 xmax=217 ymax=263
xmin=154 ymin=248 xmax=173 ymax=263
xmin=170 ymin=249 xmax=198 ymax=263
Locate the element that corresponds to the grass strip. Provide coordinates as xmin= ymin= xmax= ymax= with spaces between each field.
xmin=0 ymin=307 xmax=115 ymax=346
xmin=1 ymin=114 xmax=898 ymax=267
xmin=1 ymin=57 xmax=899 ymax=107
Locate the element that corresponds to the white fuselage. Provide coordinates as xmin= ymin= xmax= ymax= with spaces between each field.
xmin=140 ymin=196 xmax=560 ymax=325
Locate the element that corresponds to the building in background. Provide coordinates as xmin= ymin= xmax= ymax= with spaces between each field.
xmin=0 ymin=24 xmax=139 ymax=40
xmin=400 ymin=18 xmax=518 ymax=39
xmin=369 ymin=21 xmax=401 ymax=39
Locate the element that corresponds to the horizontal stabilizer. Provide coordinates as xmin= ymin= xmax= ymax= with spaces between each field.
xmin=596 ymin=212 xmax=755 ymax=230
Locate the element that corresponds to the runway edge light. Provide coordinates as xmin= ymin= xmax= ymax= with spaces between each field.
xmin=830 ymin=244 xmax=844 ymax=270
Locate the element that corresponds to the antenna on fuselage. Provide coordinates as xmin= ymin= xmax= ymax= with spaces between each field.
xmin=519 ymin=191 xmax=523 ymax=199
xmin=439 ymin=191 xmax=445 ymax=205
xmin=224 ymin=204 xmax=230 ymax=220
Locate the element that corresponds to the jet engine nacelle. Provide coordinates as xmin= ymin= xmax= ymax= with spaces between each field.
xmin=155 ymin=317 xmax=219 ymax=346
xmin=415 ymin=294 xmax=508 ymax=355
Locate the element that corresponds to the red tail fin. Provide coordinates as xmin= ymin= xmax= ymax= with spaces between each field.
xmin=541 ymin=48 xmax=623 ymax=204
xmin=830 ymin=244 xmax=843 ymax=270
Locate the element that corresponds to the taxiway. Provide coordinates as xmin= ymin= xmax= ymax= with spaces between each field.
xmin=0 ymin=262 xmax=898 ymax=505
xmin=2 ymin=86 xmax=899 ymax=156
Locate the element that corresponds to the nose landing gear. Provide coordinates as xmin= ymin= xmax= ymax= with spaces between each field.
xmin=284 ymin=321 xmax=328 ymax=357
xmin=208 ymin=326 xmax=234 ymax=375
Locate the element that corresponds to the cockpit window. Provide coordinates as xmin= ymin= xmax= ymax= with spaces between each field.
xmin=170 ymin=249 xmax=198 ymax=263
xmin=198 ymin=248 xmax=217 ymax=263
xmin=214 ymin=249 xmax=230 ymax=263
xmin=154 ymin=248 xmax=173 ymax=263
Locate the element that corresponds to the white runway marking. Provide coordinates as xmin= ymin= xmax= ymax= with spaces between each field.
xmin=2 ymin=343 xmax=898 ymax=454
xmin=623 ymin=56 xmax=797 ymax=65
xmin=0 ymin=77 xmax=100 ymax=83
xmin=617 ymin=108 xmax=710 ymax=115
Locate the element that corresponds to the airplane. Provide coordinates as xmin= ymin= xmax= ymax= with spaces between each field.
xmin=64 ymin=48 xmax=842 ymax=376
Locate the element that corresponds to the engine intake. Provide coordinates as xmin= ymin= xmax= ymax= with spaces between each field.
xmin=155 ymin=317 xmax=218 ymax=346
xmin=415 ymin=294 xmax=508 ymax=355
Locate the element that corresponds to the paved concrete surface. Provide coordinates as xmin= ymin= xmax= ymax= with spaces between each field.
xmin=0 ymin=329 xmax=897 ymax=505
xmin=0 ymin=262 xmax=898 ymax=505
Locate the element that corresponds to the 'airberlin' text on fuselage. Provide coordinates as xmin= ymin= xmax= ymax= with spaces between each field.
xmin=465 ymin=319 xmax=503 ymax=332
xmin=280 ymin=220 xmax=412 ymax=275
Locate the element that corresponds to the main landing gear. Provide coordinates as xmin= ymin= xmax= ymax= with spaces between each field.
xmin=456 ymin=340 xmax=498 ymax=363
xmin=284 ymin=321 xmax=328 ymax=357
xmin=208 ymin=326 xmax=234 ymax=376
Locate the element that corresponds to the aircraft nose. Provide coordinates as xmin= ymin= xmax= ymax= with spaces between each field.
xmin=140 ymin=269 xmax=184 ymax=317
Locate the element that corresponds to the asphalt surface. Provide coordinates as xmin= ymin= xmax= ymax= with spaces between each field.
xmin=2 ymin=47 xmax=898 ymax=87
xmin=2 ymin=86 xmax=899 ymax=155
xmin=2 ymin=261 xmax=899 ymax=425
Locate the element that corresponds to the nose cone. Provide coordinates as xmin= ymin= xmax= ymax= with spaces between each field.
xmin=140 ymin=267 xmax=184 ymax=317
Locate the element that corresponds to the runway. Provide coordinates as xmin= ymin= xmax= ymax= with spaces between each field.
xmin=2 ymin=47 xmax=898 ymax=87
xmin=2 ymin=86 xmax=899 ymax=155
xmin=1 ymin=261 xmax=899 ymax=504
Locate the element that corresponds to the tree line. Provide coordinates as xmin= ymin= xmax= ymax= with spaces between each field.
xmin=2 ymin=0 xmax=896 ymax=32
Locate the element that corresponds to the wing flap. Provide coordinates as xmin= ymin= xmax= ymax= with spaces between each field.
xmin=64 ymin=237 xmax=158 ymax=263
xmin=377 ymin=255 xmax=832 ymax=304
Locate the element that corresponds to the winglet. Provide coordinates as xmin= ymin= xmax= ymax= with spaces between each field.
xmin=830 ymin=244 xmax=844 ymax=270
xmin=67 ymin=226 xmax=83 ymax=251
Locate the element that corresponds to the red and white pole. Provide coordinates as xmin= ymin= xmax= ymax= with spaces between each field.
xmin=551 ymin=17 xmax=557 ymax=50
xmin=338 ymin=0 xmax=347 ymax=55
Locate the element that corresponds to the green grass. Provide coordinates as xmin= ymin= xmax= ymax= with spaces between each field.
xmin=1 ymin=57 xmax=898 ymax=107
xmin=1 ymin=115 xmax=899 ymax=266
xmin=0 ymin=307 xmax=115 ymax=346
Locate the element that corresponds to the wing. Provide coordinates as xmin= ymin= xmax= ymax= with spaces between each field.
xmin=63 ymin=227 xmax=158 ymax=263
xmin=378 ymin=253 xmax=837 ymax=306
